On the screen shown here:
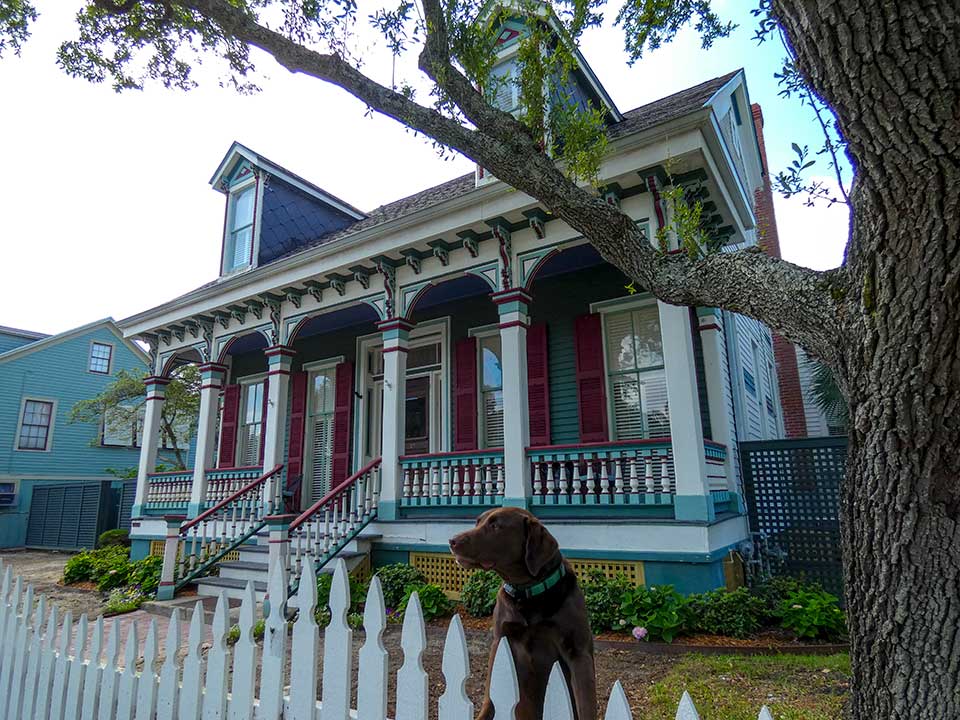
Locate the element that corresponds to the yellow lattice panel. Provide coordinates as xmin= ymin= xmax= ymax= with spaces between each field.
xmin=350 ymin=554 xmax=372 ymax=584
xmin=409 ymin=552 xmax=645 ymax=597
xmin=150 ymin=540 xmax=165 ymax=557
xmin=148 ymin=540 xmax=240 ymax=562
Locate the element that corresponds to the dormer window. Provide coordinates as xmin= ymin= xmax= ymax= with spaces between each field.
xmin=224 ymin=184 xmax=256 ymax=273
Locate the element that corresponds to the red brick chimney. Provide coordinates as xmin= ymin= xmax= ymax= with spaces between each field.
xmin=752 ymin=103 xmax=808 ymax=438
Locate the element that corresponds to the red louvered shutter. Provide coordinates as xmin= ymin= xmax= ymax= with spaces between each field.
xmin=286 ymin=372 xmax=309 ymax=508
xmin=258 ymin=377 xmax=270 ymax=465
xmin=218 ymin=384 xmax=241 ymax=468
xmin=526 ymin=323 xmax=551 ymax=446
xmin=454 ymin=337 xmax=478 ymax=451
xmin=331 ymin=362 xmax=355 ymax=485
xmin=574 ymin=314 xmax=609 ymax=443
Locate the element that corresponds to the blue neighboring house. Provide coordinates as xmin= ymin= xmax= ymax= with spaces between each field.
xmin=0 ymin=318 xmax=151 ymax=549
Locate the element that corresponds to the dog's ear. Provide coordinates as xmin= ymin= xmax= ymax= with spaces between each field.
xmin=524 ymin=517 xmax=559 ymax=577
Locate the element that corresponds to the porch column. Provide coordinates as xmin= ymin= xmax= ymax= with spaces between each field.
xmin=133 ymin=376 xmax=170 ymax=517
xmin=658 ymin=302 xmax=715 ymax=522
xmin=493 ymin=289 xmax=532 ymax=506
xmin=377 ymin=319 xmax=414 ymax=521
xmin=262 ymin=346 xmax=296 ymax=514
xmin=188 ymin=363 xmax=228 ymax=517
xmin=696 ymin=308 xmax=741 ymax=509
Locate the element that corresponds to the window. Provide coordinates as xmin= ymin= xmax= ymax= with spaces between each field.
xmin=89 ymin=342 xmax=112 ymax=374
xmin=102 ymin=405 xmax=140 ymax=447
xmin=238 ymin=380 xmax=265 ymax=465
xmin=308 ymin=368 xmax=336 ymax=502
xmin=0 ymin=482 xmax=15 ymax=507
xmin=479 ymin=334 xmax=504 ymax=447
xmin=18 ymin=400 xmax=54 ymax=451
xmin=487 ymin=59 xmax=519 ymax=114
xmin=604 ymin=306 xmax=670 ymax=439
xmin=224 ymin=184 xmax=256 ymax=273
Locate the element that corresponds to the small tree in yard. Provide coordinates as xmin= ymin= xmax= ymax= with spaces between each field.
xmin=70 ymin=364 xmax=200 ymax=470
xmin=2 ymin=1 xmax=958 ymax=716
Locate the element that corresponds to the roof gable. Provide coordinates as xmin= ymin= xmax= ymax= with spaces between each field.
xmin=0 ymin=318 xmax=151 ymax=367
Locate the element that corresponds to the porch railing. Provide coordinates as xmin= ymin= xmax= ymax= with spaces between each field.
xmin=399 ymin=450 xmax=505 ymax=507
xmin=288 ymin=458 xmax=382 ymax=593
xmin=144 ymin=465 xmax=265 ymax=512
xmin=204 ymin=466 xmax=265 ymax=503
xmin=171 ymin=465 xmax=283 ymax=591
xmin=527 ymin=440 xmax=675 ymax=505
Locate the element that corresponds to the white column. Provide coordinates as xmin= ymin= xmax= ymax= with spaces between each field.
xmin=189 ymin=363 xmax=227 ymax=516
xmin=376 ymin=319 xmax=412 ymax=520
xmin=493 ymin=289 xmax=532 ymax=505
xmin=262 ymin=346 xmax=296 ymax=513
xmin=658 ymin=302 xmax=714 ymax=522
xmin=696 ymin=308 xmax=738 ymax=497
xmin=133 ymin=376 xmax=170 ymax=516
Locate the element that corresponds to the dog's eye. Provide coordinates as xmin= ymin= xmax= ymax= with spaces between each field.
xmin=488 ymin=519 xmax=498 ymax=530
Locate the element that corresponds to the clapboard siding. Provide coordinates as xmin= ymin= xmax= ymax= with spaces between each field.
xmin=726 ymin=312 xmax=783 ymax=442
xmin=546 ymin=319 xmax=579 ymax=445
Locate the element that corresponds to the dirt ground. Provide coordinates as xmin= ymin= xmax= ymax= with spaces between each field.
xmin=0 ymin=548 xmax=108 ymax=620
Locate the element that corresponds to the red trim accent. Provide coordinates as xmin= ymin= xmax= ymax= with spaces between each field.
xmin=181 ymin=465 xmax=283 ymax=532
xmin=145 ymin=396 xmax=166 ymax=402
xmin=381 ymin=346 xmax=409 ymax=354
xmin=526 ymin=323 xmax=551 ymax=446
xmin=264 ymin=345 xmax=297 ymax=358
xmin=145 ymin=376 xmax=171 ymax=386
xmin=218 ymin=384 xmax=242 ymax=468
xmin=159 ymin=581 xmax=175 ymax=587
xmin=498 ymin=320 xmax=529 ymax=330
xmin=266 ymin=369 xmax=292 ymax=377
xmin=400 ymin=447 xmax=504 ymax=461
xmin=574 ymin=313 xmax=609 ymax=443
xmin=199 ymin=363 xmax=228 ymax=373
xmin=289 ymin=458 xmax=382 ymax=532
xmin=699 ymin=323 xmax=722 ymax=332
xmin=331 ymin=361 xmax=355 ymax=485
xmin=377 ymin=318 xmax=417 ymax=332
xmin=704 ymin=440 xmax=727 ymax=451
xmin=402 ymin=283 xmax=436 ymax=321
xmin=490 ymin=288 xmax=533 ymax=305
xmin=521 ymin=249 xmax=559 ymax=291
xmin=646 ymin=176 xmax=666 ymax=230
xmin=286 ymin=371 xmax=308 ymax=510
xmin=527 ymin=438 xmax=672 ymax=452
xmin=203 ymin=464 xmax=266 ymax=473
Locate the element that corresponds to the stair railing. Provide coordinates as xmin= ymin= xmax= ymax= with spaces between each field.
xmin=287 ymin=458 xmax=382 ymax=593
xmin=171 ymin=464 xmax=284 ymax=591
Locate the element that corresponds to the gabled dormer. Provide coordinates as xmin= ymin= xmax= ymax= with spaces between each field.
xmin=210 ymin=143 xmax=366 ymax=277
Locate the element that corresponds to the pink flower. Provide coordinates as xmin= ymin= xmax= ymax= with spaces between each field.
xmin=632 ymin=626 xmax=648 ymax=641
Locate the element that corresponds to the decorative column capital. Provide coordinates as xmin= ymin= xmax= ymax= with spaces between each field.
xmin=492 ymin=288 xmax=532 ymax=329
xmin=265 ymin=345 xmax=296 ymax=376
xmin=144 ymin=375 xmax=171 ymax=399
xmin=163 ymin=515 xmax=186 ymax=530
xmin=695 ymin=307 xmax=723 ymax=332
xmin=377 ymin=318 xmax=416 ymax=353
xmin=198 ymin=362 xmax=229 ymax=374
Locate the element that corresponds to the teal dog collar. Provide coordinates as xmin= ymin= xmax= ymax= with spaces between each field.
xmin=503 ymin=562 xmax=566 ymax=601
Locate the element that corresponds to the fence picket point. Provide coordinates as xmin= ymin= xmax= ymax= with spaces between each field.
xmin=22 ymin=594 xmax=46 ymax=720
xmin=396 ymin=591 xmax=428 ymax=720
xmin=438 ymin=614 xmax=472 ymax=720
xmin=66 ymin=614 xmax=89 ymax=714
xmin=489 ymin=637 xmax=519 ymax=720
xmin=289 ymin=558 xmax=319 ymax=720
xmin=116 ymin=619 xmax=140 ymax=720
xmin=50 ymin=608 xmax=73 ymax=720
xmin=0 ymin=574 xmax=23 ymax=710
xmin=135 ymin=619 xmax=160 ymax=720
xmin=321 ymin=559 xmax=352 ymax=720
xmin=676 ymin=691 xmax=700 ymax=720
xmin=543 ymin=661 xmax=575 ymax=720
xmin=228 ymin=582 xmax=257 ymax=720
xmin=260 ymin=558 xmax=287 ymax=720
xmin=758 ymin=707 xmax=774 ymax=720
xmin=358 ymin=575 xmax=388 ymax=720
xmin=604 ymin=681 xmax=633 ymax=720
xmin=35 ymin=604 xmax=59 ymax=720
xmin=180 ymin=602 xmax=205 ymax=720
xmin=81 ymin=616 xmax=104 ymax=720
xmin=202 ymin=593 xmax=230 ymax=720
xmin=99 ymin=618 xmax=122 ymax=720
xmin=6 ymin=583 xmax=32 ymax=719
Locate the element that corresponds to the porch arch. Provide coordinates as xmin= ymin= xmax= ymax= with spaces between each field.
xmin=215 ymin=328 xmax=271 ymax=365
xmin=159 ymin=346 xmax=203 ymax=377
xmin=402 ymin=272 xmax=495 ymax=321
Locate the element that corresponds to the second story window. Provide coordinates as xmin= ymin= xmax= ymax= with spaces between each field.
xmin=89 ymin=342 xmax=113 ymax=374
xmin=224 ymin=184 xmax=256 ymax=273
xmin=18 ymin=399 xmax=54 ymax=451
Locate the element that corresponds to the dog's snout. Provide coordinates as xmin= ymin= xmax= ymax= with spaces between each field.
xmin=448 ymin=536 xmax=459 ymax=549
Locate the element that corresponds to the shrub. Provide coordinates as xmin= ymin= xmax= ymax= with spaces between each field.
xmin=104 ymin=586 xmax=144 ymax=616
xmin=97 ymin=529 xmax=130 ymax=548
xmin=687 ymin=588 xmax=765 ymax=639
xmin=253 ymin=619 xmax=266 ymax=641
xmin=127 ymin=555 xmax=163 ymax=597
xmin=752 ymin=576 xmax=816 ymax=619
xmin=579 ymin=570 xmax=634 ymax=633
xmin=375 ymin=564 xmax=427 ymax=609
xmin=777 ymin=588 xmax=846 ymax=639
xmin=63 ymin=550 xmax=97 ymax=585
xmin=620 ymin=585 xmax=691 ymax=643
xmin=399 ymin=583 xmax=454 ymax=621
xmin=314 ymin=572 xmax=368 ymax=624
xmin=461 ymin=570 xmax=501 ymax=617
xmin=91 ymin=546 xmax=134 ymax=591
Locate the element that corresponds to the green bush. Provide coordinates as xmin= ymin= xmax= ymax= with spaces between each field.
xmin=777 ymin=588 xmax=846 ymax=639
xmin=398 ymin=583 xmax=453 ymax=621
xmin=127 ymin=555 xmax=163 ymax=596
xmin=375 ymin=564 xmax=427 ymax=609
xmin=461 ymin=570 xmax=501 ymax=617
xmin=579 ymin=570 xmax=635 ymax=633
xmin=687 ymin=588 xmax=766 ymax=639
xmin=104 ymin=586 xmax=144 ymax=616
xmin=620 ymin=585 xmax=691 ymax=643
xmin=92 ymin=546 xmax=134 ymax=591
xmin=314 ymin=572 xmax=369 ymax=625
xmin=97 ymin=529 xmax=130 ymax=548
xmin=63 ymin=550 xmax=97 ymax=585
xmin=752 ymin=576 xmax=816 ymax=619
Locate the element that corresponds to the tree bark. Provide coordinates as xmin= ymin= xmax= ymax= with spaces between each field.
xmin=774 ymin=1 xmax=960 ymax=715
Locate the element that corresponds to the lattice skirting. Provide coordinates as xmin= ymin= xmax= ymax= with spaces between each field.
xmin=410 ymin=552 xmax=645 ymax=598
xmin=148 ymin=540 xmax=240 ymax=563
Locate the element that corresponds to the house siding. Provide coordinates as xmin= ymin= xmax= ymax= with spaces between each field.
xmin=0 ymin=332 xmax=41 ymax=355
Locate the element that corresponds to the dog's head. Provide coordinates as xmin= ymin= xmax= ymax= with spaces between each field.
xmin=448 ymin=507 xmax=559 ymax=584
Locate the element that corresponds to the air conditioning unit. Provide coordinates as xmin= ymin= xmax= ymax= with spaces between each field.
xmin=0 ymin=482 xmax=16 ymax=507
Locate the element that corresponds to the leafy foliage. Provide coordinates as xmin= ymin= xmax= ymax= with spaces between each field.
xmin=0 ymin=0 xmax=35 ymax=58
xmin=460 ymin=569 xmax=501 ymax=617
xmin=752 ymin=575 xmax=819 ymax=617
xmin=398 ymin=582 xmax=454 ymax=621
xmin=687 ymin=588 xmax=765 ymax=639
xmin=127 ymin=555 xmax=164 ymax=596
xmin=97 ymin=529 xmax=131 ymax=548
xmin=63 ymin=545 xmax=132 ymax=590
xmin=579 ymin=569 xmax=635 ymax=632
xmin=777 ymin=588 xmax=847 ymax=640
xmin=104 ymin=586 xmax=145 ymax=616
xmin=809 ymin=358 xmax=848 ymax=427
xmin=619 ymin=584 xmax=690 ymax=642
xmin=615 ymin=0 xmax=734 ymax=63
xmin=374 ymin=563 xmax=427 ymax=609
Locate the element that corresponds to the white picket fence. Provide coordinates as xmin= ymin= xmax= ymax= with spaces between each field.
xmin=0 ymin=557 xmax=774 ymax=720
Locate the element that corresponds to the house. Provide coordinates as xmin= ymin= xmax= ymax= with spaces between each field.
xmin=118 ymin=22 xmax=787 ymax=599
xmin=0 ymin=319 xmax=151 ymax=549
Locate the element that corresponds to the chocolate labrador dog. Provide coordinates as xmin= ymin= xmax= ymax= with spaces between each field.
xmin=449 ymin=507 xmax=596 ymax=720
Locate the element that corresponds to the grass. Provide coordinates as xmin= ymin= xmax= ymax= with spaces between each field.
xmin=636 ymin=653 xmax=850 ymax=719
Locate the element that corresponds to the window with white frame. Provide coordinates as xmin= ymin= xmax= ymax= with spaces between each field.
xmin=604 ymin=306 xmax=670 ymax=439
xmin=223 ymin=184 xmax=256 ymax=273
xmin=89 ymin=342 xmax=113 ymax=374
xmin=238 ymin=380 xmax=265 ymax=465
xmin=478 ymin=334 xmax=504 ymax=447
xmin=102 ymin=405 xmax=140 ymax=447
xmin=18 ymin=400 xmax=54 ymax=451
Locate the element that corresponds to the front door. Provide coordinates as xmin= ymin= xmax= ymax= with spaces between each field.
xmin=405 ymin=376 xmax=431 ymax=455
xmin=306 ymin=367 xmax=336 ymax=504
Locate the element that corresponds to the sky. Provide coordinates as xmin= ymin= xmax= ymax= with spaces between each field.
xmin=0 ymin=1 xmax=851 ymax=336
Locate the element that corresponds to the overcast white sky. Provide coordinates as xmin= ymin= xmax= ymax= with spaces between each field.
xmin=0 ymin=1 xmax=850 ymax=336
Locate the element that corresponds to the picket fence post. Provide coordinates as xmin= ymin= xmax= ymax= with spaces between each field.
xmin=358 ymin=574 xmax=388 ymax=720
xmin=6 ymin=582 xmax=33 ymax=719
xmin=289 ymin=558 xmax=319 ymax=720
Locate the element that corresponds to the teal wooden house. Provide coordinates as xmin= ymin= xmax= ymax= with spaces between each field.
xmin=118 ymin=12 xmax=788 ymax=600
xmin=0 ymin=319 xmax=152 ymax=549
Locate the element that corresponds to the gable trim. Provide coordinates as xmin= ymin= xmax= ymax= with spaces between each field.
xmin=0 ymin=318 xmax=151 ymax=368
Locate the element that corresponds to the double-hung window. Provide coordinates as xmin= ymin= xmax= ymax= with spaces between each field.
xmin=224 ymin=184 xmax=256 ymax=273
xmin=18 ymin=400 xmax=54 ymax=451
xmin=89 ymin=342 xmax=112 ymax=374
xmin=478 ymin=334 xmax=504 ymax=447
xmin=238 ymin=380 xmax=265 ymax=465
xmin=604 ymin=306 xmax=670 ymax=439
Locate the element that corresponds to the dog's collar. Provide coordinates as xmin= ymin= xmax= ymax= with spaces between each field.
xmin=502 ymin=561 xmax=566 ymax=601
